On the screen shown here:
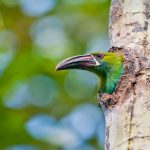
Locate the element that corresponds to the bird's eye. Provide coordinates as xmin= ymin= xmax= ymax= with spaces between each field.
xmin=97 ymin=54 xmax=104 ymax=59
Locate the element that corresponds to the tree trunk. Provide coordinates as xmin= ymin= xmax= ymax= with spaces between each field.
xmin=99 ymin=0 xmax=150 ymax=149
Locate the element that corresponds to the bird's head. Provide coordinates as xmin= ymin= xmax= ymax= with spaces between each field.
xmin=56 ymin=52 xmax=122 ymax=74
xmin=56 ymin=52 xmax=123 ymax=93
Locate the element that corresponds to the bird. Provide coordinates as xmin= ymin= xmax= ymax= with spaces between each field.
xmin=56 ymin=52 xmax=123 ymax=94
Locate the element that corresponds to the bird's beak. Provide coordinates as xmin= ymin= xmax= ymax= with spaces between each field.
xmin=56 ymin=54 xmax=100 ymax=71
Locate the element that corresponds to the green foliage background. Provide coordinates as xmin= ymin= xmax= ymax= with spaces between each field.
xmin=0 ymin=0 xmax=110 ymax=150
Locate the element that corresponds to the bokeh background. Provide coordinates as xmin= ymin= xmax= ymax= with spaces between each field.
xmin=0 ymin=0 xmax=111 ymax=150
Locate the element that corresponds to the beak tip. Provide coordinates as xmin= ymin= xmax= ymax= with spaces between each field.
xmin=55 ymin=68 xmax=61 ymax=71
xmin=55 ymin=66 xmax=60 ymax=71
xmin=55 ymin=63 xmax=63 ymax=71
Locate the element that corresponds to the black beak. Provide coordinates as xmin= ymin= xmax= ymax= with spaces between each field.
xmin=56 ymin=54 xmax=99 ymax=71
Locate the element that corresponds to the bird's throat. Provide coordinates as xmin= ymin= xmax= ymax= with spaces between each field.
xmin=98 ymin=63 xmax=123 ymax=94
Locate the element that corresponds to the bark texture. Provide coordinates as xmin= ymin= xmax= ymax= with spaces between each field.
xmin=99 ymin=0 xmax=150 ymax=150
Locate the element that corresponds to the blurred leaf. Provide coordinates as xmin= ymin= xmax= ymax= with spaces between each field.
xmin=0 ymin=0 xmax=110 ymax=149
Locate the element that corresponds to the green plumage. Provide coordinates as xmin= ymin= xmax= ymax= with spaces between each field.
xmin=56 ymin=51 xmax=123 ymax=94
xmin=91 ymin=52 xmax=123 ymax=93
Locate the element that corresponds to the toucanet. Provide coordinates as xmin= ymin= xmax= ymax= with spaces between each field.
xmin=56 ymin=52 xmax=123 ymax=94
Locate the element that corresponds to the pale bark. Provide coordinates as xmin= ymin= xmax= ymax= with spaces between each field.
xmin=99 ymin=0 xmax=150 ymax=150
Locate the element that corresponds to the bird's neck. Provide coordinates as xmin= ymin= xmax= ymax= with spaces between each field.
xmin=97 ymin=62 xmax=123 ymax=94
xmin=105 ymin=64 xmax=123 ymax=93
